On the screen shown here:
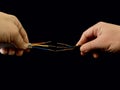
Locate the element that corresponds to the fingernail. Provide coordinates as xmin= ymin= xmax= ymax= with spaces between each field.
xmin=76 ymin=42 xmax=79 ymax=46
xmin=0 ymin=49 xmax=3 ymax=54
xmin=93 ymin=53 xmax=99 ymax=59
xmin=0 ymin=49 xmax=7 ymax=54
xmin=81 ymin=52 xmax=85 ymax=56
xmin=8 ymin=49 xmax=15 ymax=55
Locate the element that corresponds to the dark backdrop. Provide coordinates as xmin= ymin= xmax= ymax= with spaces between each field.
xmin=0 ymin=0 xmax=120 ymax=64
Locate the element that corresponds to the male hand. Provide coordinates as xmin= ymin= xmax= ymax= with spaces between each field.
xmin=76 ymin=22 xmax=120 ymax=58
xmin=0 ymin=12 xmax=29 ymax=56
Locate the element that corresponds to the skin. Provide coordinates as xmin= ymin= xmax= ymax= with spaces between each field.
xmin=76 ymin=21 xmax=120 ymax=58
xmin=1 ymin=12 xmax=120 ymax=58
xmin=0 ymin=12 xmax=29 ymax=56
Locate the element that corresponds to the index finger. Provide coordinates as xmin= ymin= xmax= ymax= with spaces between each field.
xmin=9 ymin=15 xmax=29 ymax=43
xmin=76 ymin=23 xmax=100 ymax=46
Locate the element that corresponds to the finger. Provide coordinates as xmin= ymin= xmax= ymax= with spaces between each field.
xmin=16 ymin=50 xmax=24 ymax=56
xmin=8 ymin=49 xmax=15 ymax=55
xmin=25 ymin=48 xmax=30 ymax=53
xmin=17 ymin=22 xmax=29 ymax=43
xmin=80 ymin=51 xmax=85 ymax=56
xmin=9 ymin=15 xmax=29 ymax=43
xmin=80 ymin=38 xmax=103 ymax=54
xmin=93 ymin=53 xmax=99 ymax=59
xmin=13 ymin=34 xmax=28 ymax=49
xmin=80 ymin=48 xmax=100 ymax=59
xmin=0 ymin=48 xmax=8 ymax=55
xmin=76 ymin=24 xmax=100 ymax=46
xmin=14 ymin=16 xmax=29 ymax=43
xmin=19 ymin=27 xmax=29 ymax=43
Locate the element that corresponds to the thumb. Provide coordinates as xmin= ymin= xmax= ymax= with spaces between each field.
xmin=13 ymin=34 xmax=28 ymax=49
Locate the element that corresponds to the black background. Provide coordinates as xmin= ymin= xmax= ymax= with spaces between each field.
xmin=0 ymin=0 xmax=120 ymax=65
xmin=1 ymin=1 xmax=120 ymax=89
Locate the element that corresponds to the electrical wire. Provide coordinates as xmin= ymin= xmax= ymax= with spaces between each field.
xmin=28 ymin=41 xmax=78 ymax=52
xmin=0 ymin=41 xmax=79 ymax=52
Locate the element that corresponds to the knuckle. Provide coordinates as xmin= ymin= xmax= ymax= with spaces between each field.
xmin=97 ymin=21 xmax=105 ymax=26
xmin=9 ymin=15 xmax=19 ymax=24
xmin=82 ymin=31 xmax=86 ymax=35
xmin=9 ymin=15 xmax=17 ymax=19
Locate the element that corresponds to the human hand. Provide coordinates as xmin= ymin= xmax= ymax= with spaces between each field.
xmin=76 ymin=22 xmax=120 ymax=58
xmin=0 ymin=12 xmax=29 ymax=56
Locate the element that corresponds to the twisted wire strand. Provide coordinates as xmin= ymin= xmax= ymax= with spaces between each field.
xmin=28 ymin=41 xmax=77 ymax=52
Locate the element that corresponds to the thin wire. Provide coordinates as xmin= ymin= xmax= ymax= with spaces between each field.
xmin=28 ymin=41 xmax=77 ymax=52
xmin=57 ymin=42 xmax=73 ymax=48
xmin=31 ymin=41 xmax=52 ymax=47
xmin=32 ymin=46 xmax=55 ymax=52
xmin=0 ymin=41 xmax=79 ymax=52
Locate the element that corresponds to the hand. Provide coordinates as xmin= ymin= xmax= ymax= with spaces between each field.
xmin=0 ymin=12 xmax=29 ymax=56
xmin=76 ymin=22 xmax=120 ymax=58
